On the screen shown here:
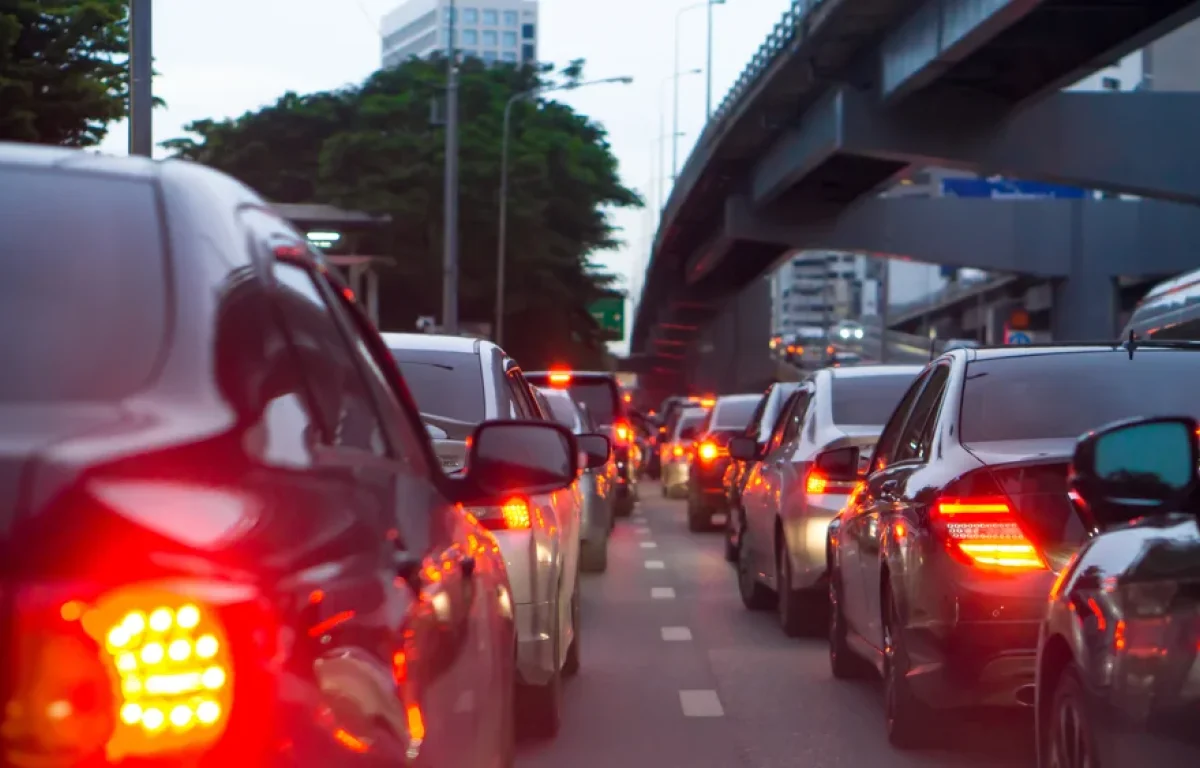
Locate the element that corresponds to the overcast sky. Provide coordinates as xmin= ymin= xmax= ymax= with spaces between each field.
xmin=98 ymin=0 xmax=792 ymax=352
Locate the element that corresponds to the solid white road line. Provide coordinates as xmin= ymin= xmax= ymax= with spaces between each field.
xmin=639 ymin=541 xmax=658 ymax=549
xmin=661 ymin=626 xmax=692 ymax=642
xmin=650 ymin=587 xmax=676 ymax=599
xmin=644 ymin=560 xmax=665 ymax=570
xmin=679 ymin=690 xmax=724 ymax=717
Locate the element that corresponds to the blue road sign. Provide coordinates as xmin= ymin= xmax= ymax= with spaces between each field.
xmin=941 ymin=178 xmax=1087 ymax=200
xmin=1005 ymin=330 xmax=1033 ymax=345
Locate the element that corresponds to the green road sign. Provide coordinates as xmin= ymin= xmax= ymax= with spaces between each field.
xmin=589 ymin=295 xmax=625 ymax=341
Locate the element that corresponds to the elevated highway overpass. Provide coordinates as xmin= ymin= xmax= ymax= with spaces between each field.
xmin=631 ymin=0 xmax=1200 ymax=402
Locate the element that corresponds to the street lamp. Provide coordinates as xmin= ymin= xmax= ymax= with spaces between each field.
xmin=672 ymin=2 xmax=708 ymax=181
xmin=129 ymin=0 xmax=152 ymax=156
xmin=706 ymin=0 xmax=727 ymax=121
xmin=495 ymin=75 xmax=634 ymax=347
xmin=659 ymin=69 xmax=699 ymax=208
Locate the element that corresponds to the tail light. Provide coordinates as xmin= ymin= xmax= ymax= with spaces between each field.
xmin=804 ymin=469 xmax=859 ymax=496
xmin=672 ymin=445 xmax=684 ymax=458
xmin=697 ymin=441 xmax=721 ymax=463
xmin=613 ymin=421 xmax=631 ymax=446
xmin=467 ymin=497 xmax=532 ymax=531
xmin=4 ymin=580 xmax=273 ymax=763
xmin=548 ymin=370 xmax=572 ymax=386
xmin=933 ymin=470 xmax=1046 ymax=571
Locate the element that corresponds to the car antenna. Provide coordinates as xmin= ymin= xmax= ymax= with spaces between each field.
xmin=1124 ymin=329 xmax=1138 ymax=360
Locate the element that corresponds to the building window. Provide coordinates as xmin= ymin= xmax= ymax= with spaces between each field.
xmin=482 ymin=29 xmax=497 ymax=47
xmin=522 ymin=42 xmax=535 ymax=61
xmin=483 ymin=50 xmax=497 ymax=63
xmin=462 ymin=48 xmax=478 ymax=59
xmin=522 ymin=22 xmax=535 ymax=38
xmin=502 ymin=30 xmax=517 ymax=47
xmin=442 ymin=28 xmax=455 ymax=45
xmin=503 ymin=10 xmax=518 ymax=26
xmin=1101 ymin=76 xmax=1121 ymax=91
xmin=462 ymin=7 xmax=478 ymax=24
xmin=462 ymin=28 xmax=478 ymax=45
xmin=482 ymin=9 xmax=498 ymax=24
xmin=501 ymin=51 xmax=518 ymax=63
xmin=444 ymin=7 xmax=455 ymax=22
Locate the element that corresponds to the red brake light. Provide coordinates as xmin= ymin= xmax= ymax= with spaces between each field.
xmin=933 ymin=494 xmax=1046 ymax=571
xmin=613 ymin=421 xmax=631 ymax=446
xmin=469 ymin=497 xmax=532 ymax=531
xmin=806 ymin=471 xmax=828 ymax=495
xmin=672 ymin=445 xmax=684 ymax=457
xmin=697 ymin=441 xmax=720 ymax=463
xmin=548 ymin=370 xmax=572 ymax=386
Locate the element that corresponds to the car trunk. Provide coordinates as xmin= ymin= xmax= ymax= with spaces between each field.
xmin=964 ymin=438 xmax=1086 ymax=572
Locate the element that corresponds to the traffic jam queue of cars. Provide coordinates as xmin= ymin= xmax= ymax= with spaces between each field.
xmin=0 ymin=143 xmax=635 ymax=766
xmin=654 ymin=339 xmax=1200 ymax=767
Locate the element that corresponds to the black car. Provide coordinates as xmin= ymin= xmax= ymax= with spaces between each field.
xmin=525 ymin=370 xmax=638 ymax=517
xmin=1037 ymin=414 xmax=1200 ymax=768
xmin=830 ymin=343 xmax=1200 ymax=749
xmin=0 ymin=144 xmax=580 ymax=766
xmin=686 ymin=394 xmax=760 ymax=532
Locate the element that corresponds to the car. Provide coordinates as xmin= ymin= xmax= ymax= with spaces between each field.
xmin=1036 ymin=414 xmax=1200 ymax=768
xmin=685 ymin=394 xmax=761 ymax=532
xmin=660 ymin=406 xmax=709 ymax=499
xmin=0 ymin=143 xmax=580 ymax=766
xmin=731 ymin=365 xmax=919 ymax=636
xmin=829 ymin=342 xmax=1200 ymax=749
xmin=723 ymin=382 xmax=800 ymax=562
xmin=525 ymin=370 xmax=638 ymax=518
xmin=537 ymin=386 xmax=615 ymax=572
xmin=383 ymin=333 xmax=607 ymax=738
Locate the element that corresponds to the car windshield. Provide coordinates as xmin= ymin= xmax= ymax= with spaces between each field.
xmin=712 ymin=398 xmax=758 ymax=430
xmin=1 ymin=168 xmax=167 ymax=402
xmin=391 ymin=350 xmax=485 ymax=440
xmin=961 ymin=351 xmax=1200 ymax=443
xmin=527 ymin=376 xmax=617 ymax=425
xmin=831 ymin=374 xmax=918 ymax=426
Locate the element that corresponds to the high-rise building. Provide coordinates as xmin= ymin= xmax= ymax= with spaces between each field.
xmin=381 ymin=0 xmax=539 ymax=68
xmin=770 ymin=252 xmax=865 ymax=335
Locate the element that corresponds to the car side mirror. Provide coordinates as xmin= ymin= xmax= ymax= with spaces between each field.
xmin=1069 ymin=416 xmax=1198 ymax=529
xmin=728 ymin=436 xmax=758 ymax=461
xmin=814 ymin=446 xmax=860 ymax=482
xmin=465 ymin=420 xmax=579 ymax=499
xmin=577 ymin=433 xmax=611 ymax=470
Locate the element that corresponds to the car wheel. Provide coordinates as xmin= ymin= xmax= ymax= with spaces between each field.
xmin=1043 ymin=667 xmax=1097 ymax=768
xmin=883 ymin=585 xmax=932 ymax=749
xmin=686 ymin=496 xmax=707 ymax=532
xmin=723 ymin=517 xmax=738 ymax=563
xmin=515 ymin=598 xmax=562 ymax=740
xmin=777 ymin=536 xmax=822 ymax=637
xmin=579 ymin=538 xmax=608 ymax=573
xmin=829 ymin=569 xmax=865 ymax=679
xmin=737 ymin=529 xmax=774 ymax=611
xmin=562 ymin=585 xmax=581 ymax=677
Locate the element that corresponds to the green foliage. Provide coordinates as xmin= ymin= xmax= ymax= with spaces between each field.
xmin=167 ymin=56 xmax=641 ymax=368
xmin=0 ymin=0 xmax=131 ymax=146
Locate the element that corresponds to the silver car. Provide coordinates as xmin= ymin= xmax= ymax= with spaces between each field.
xmin=383 ymin=332 xmax=601 ymax=738
xmin=733 ymin=365 xmax=921 ymax=637
xmin=537 ymin=387 xmax=613 ymax=572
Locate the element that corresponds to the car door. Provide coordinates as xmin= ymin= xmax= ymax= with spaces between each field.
xmin=747 ymin=390 xmax=809 ymax=579
xmin=841 ymin=370 xmax=929 ymax=641
xmin=270 ymin=254 xmax=478 ymax=766
xmin=858 ymin=363 xmax=950 ymax=648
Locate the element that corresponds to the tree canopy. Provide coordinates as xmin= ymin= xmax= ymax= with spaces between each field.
xmin=166 ymin=56 xmax=640 ymax=369
xmin=0 ymin=0 xmax=131 ymax=146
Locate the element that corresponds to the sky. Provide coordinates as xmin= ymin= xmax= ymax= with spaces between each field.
xmin=97 ymin=0 xmax=793 ymax=355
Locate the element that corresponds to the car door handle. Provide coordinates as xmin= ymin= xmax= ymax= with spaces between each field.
xmin=460 ymin=555 xmax=476 ymax=579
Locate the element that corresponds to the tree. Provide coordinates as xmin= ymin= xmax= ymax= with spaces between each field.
xmin=0 ymin=0 xmax=131 ymax=146
xmin=167 ymin=56 xmax=641 ymax=369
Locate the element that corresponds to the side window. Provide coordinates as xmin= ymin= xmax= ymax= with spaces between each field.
xmin=511 ymin=371 xmax=546 ymax=419
xmin=871 ymin=370 xmax=931 ymax=474
xmin=271 ymin=262 xmax=388 ymax=457
xmin=744 ymin=395 xmax=767 ymax=439
xmin=781 ymin=390 xmax=812 ymax=446
xmin=892 ymin=364 xmax=951 ymax=464
xmin=505 ymin=371 xmax=535 ymax=418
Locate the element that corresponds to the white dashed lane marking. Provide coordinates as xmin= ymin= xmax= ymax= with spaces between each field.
xmin=679 ymin=690 xmax=725 ymax=717
xmin=644 ymin=560 xmax=665 ymax=570
xmin=639 ymin=541 xmax=658 ymax=549
xmin=650 ymin=587 xmax=676 ymax=599
xmin=661 ymin=626 xmax=692 ymax=641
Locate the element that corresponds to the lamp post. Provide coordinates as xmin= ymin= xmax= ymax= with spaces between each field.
xmin=663 ymin=67 xmax=701 ymax=201
xmin=443 ymin=0 xmax=461 ymax=333
xmin=495 ymin=75 xmax=634 ymax=347
xmin=129 ymin=0 xmax=152 ymax=156
xmin=706 ymin=0 xmax=726 ymax=120
xmin=672 ymin=2 xmax=708 ymax=181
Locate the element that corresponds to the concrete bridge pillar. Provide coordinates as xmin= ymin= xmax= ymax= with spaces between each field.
xmin=685 ymin=279 xmax=774 ymax=394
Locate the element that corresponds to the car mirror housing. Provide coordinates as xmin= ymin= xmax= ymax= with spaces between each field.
xmin=728 ymin=436 xmax=758 ymax=461
xmin=462 ymin=420 xmax=579 ymax=501
xmin=814 ymin=446 xmax=860 ymax=482
xmin=577 ymin=433 xmax=611 ymax=470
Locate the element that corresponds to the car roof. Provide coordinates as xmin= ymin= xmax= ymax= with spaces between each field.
xmin=962 ymin=342 xmax=1200 ymax=362
xmin=827 ymin=364 xmax=923 ymax=378
xmin=715 ymin=393 xmax=762 ymax=405
xmin=381 ymin=332 xmax=482 ymax=354
xmin=0 ymin=142 xmax=162 ymax=180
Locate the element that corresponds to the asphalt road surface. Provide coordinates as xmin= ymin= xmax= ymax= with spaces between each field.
xmin=515 ymin=483 xmax=1038 ymax=768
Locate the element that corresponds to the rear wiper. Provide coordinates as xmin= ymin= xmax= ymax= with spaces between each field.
xmin=405 ymin=361 xmax=454 ymax=371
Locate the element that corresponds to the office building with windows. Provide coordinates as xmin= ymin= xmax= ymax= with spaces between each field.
xmin=381 ymin=0 xmax=539 ymax=68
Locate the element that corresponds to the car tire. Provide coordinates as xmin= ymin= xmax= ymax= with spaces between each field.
xmin=1042 ymin=667 xmax=1097 ymax=768
xmin=515 ymin=598 xmax=563 ymax=740
xmin=737 ymin=530 xmax=774 ymax=611
xmin=579 ymin=538 xmax=608 ymax=573
xmin=615 ymin=496 xmax=634 ymax=517
xmin=777 ymin=538 xmax=823 ymax=637
xmin=723 ymin=521 xmax=738 ymax=563
xmin=562 ymin=585 xmax=581 ymax=677
xmin=828 ymin=570 xmax=866 ymax=680
xmin=883 ymin=584 xmax=933 ymax=749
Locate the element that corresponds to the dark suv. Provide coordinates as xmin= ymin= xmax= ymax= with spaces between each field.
xmin=526 ymin=370 xmax=638 ymax=517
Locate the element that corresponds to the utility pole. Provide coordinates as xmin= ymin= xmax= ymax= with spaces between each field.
xmin=442 ymin=0 xmax=461 ymax=334
xmin=129 ymin=0 xmax=153 ymax=157
xmin=705 ymin=0 xmax=715 ymax=120
xmin=878 ymin=258 xmax=890 ymax=363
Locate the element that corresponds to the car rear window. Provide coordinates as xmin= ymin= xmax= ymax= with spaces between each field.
xmin=528 ymin=376 xmax=617 ymax=425
xmin=713 ymin=398 xmax=758 ymax=430
xmin=391 ymin=350 xmax=485 ymax=439
xmin=676 ymin=409 xmax=707 ymax=439
xmin=540 ymin=391 xmax=580 ymax=431
xmin=1 ymin=168 xmax=168 ymax=402
xmin=960 ymin=351 xmax=1200 ymax=443
xmin=831 ymin=374 xmax=918 ymax=426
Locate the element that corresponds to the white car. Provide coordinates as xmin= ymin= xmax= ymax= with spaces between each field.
xmin=382 ymin=333 xmax=606 ymax=738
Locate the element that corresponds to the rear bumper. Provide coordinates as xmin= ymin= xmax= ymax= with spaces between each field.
xmin=907 ymin=619 xmax=1041 ymax=709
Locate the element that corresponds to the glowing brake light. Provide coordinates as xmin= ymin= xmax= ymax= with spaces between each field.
xmin=934 ymin=495 xmax=1045 ymax=570
xmin=697 ymin=441 xmax=719 ymax=463
xmin=613 ymin=421 xmax=631 ymax=446
xmin=468 ymin=497 xmax=532 ymax=531
xmin=672 ymin=445 xmax=684 ymax=457
xmin=806 ymin=471 xmax=828 ymax=495
xmin=548 ymin=370 xmax=572 ymax=386
xmin=700 ymin=397 xmax=716 ymax=408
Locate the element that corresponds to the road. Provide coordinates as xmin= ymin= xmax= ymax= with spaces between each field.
xmin=516 ymin=483 xmax=1038 ymax=768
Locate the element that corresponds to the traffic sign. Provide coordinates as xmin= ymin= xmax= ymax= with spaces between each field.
xmin=1005 ymin=329 xmax=1032 ymax=345
xmin=589 ymin=295 xmax=625 ymax=341
xmin=941 ymin=178 xmax=1087 ymax=199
